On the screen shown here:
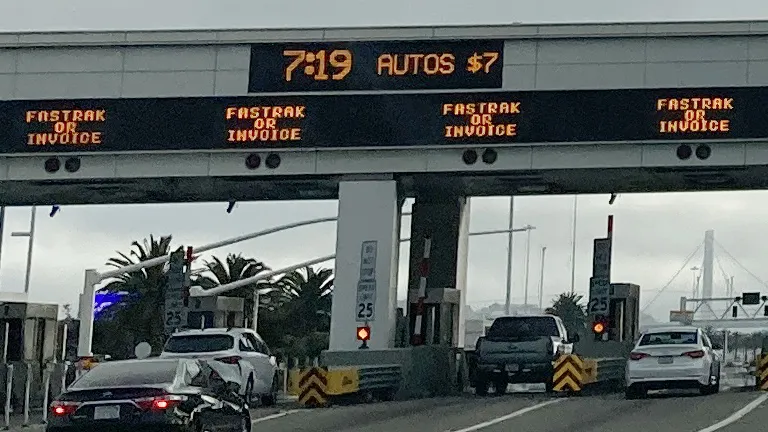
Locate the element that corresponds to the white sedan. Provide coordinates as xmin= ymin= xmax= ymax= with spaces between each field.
xmin=625 ymin=326 xmax=721 ymax=399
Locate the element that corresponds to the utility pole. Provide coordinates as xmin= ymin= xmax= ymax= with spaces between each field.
xmin=538 ymin=246 xmax=547 ymax=310
xmin=504 ymin=196 xmax=515 ymax=315
xmin=523 ymin=225 xmax=535 ymax=306
xmin=569 ymin=196 xmax=578 ymax=294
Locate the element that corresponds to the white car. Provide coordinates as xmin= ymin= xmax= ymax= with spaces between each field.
xmin=625 ymin=326 xmax=721 ymax=399
xmin=159 ymin=327 xmax=279 ymax=405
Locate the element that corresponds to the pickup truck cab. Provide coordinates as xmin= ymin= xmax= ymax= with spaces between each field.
xmin=473 ymin=314 xmax=578 ymax=395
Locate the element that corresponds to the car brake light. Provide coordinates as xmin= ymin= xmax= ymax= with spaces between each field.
xmin=683 ymin=350 xmax=705 ymax=359
xmin=135 ymin=395 xmax=186 ymax=411
xmin=629 ymin=352 xmax=649 ymax=361
xmin=50 ymin=401 xmax=78 ymax=416
xmin=214 ymin=355 xmax=242 ymax=365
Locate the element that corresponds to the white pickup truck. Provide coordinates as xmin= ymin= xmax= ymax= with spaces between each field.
xmin=472 ymin=314 xmax=578 ymax=395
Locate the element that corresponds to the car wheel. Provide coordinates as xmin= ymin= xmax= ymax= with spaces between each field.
xmin=260 ymin=373 xmax=279 ymax=407
xmin=475 ymin=376 xmax=489 ymax=396
xmin=239 ymin=409 xmax=252 ymax=432
xmin=700 ymin=367 xmax=719 ymax=395
xmin=545 ymin=379 xmax=555 ymax=393
xmin=494 ymin=379 xmax=508 ymax=395
xmin=625 ymin=384 xmax=646 ymax=400
xmin=245 ymin=376 xmax=254 ymax=405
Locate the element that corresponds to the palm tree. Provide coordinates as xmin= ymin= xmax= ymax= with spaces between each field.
xmin=194 ymin=254 xmax=275 ymax=326
xmin=550 ymin=292 xmax=587 ymax=338
xmin=275 ymin=266 xmax=334 ymax=336
xmin=95 ymin=235 xmax=174 ymax=357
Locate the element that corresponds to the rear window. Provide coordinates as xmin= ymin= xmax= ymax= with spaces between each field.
xmin=70 ymin=360 xmax=179 ymax=388
xmin=639 ymin=331 xmax=698 ymax=346
xmin=486 ymin=317 xmax=559 ymax=339
xmin=164 ymin=334 xmax=234 ymax=353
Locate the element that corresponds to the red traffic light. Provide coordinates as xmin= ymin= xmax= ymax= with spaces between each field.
xmin=356 ymin=326 xmax=371 ymax=341
xmin=592 ymin=316 xmax=608 ymax=334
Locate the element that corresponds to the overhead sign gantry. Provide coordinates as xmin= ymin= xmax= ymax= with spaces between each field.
xmin=4 ymin=91 xmax=747 ymax=154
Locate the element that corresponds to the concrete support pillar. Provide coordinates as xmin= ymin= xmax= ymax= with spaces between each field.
xmin=407 ymin=194 xmax=470 ymax=347
xmin=328 ymin=179 xmax=402 ymax=351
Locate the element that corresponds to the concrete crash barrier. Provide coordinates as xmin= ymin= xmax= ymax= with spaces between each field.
xmin=552 ymin=355 xmax=625 ymax=395
xmin=289 ymin=365 xmax=401 ymax=407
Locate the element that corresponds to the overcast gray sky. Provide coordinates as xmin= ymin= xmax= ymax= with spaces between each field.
xmin=1 ymin=0 xmax=768 ymax=31
xmin=2 ymin=0 xmax=768 ymax=324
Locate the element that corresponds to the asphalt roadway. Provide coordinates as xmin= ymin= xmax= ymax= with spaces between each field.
xmin=243 ymin=385 xmax=768 ymax=432
xmin=14 ymin=371 xmax=768 ymax=432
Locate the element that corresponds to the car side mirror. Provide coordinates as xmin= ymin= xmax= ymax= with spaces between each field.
xmin=570 ymin=334 xmax=580 ymax=343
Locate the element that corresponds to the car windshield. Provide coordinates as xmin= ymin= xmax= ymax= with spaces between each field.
xmin=164 ymin=334 xmax=234 ymax=353
xmin=639 ymin=331 xmax=698 ymax=346
xmin=486 ymin=317 xmax=559 ymax=339
xmin=70 ymin=360 xmax=179 ymax=389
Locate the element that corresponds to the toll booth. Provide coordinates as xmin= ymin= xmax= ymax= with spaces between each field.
xmin=408 ymin=288 xmax=461 ymax=346
xmin=187 ymin=296 xmax=245 ymax=329
xmin=608 ymin=283 xmax=640 ymax=343
xmin=0 ymin=300 xmax=59 ymax=365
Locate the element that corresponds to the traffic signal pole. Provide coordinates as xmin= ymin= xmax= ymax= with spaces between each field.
xmin=589 ymin=215 xmax=614 ymax=341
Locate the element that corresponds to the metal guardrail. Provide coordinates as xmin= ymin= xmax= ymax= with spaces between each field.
xmin=289 ymin=364 xmax=403 ymax=406
xmin=358 ymin=365 xmax=401 ymax=394
xmin=594 ymin=358 xmax=625 ymax=383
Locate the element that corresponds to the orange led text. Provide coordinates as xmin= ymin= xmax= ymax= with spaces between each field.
xmin=377 ymin=53 xmax=455 ymax=76
xmin=226 ymin=105 xmax=305 ymax=143
xmin=443 ymin=102 xmax=521 ymax=138
xmin=657 ymin=97 xmax=733 ymax=134
xmin=25 ymin=109 xmax=106 ymax=146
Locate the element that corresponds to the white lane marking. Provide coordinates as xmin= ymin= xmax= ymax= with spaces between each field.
xmin=251 ymin=409 xmax=302 ymax=424
xmin=446 ymin=398 xmax=567 ymax=432
xmin=696 ymin=393 xmax=768 ymax=432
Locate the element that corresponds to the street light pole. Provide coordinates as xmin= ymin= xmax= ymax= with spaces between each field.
xmin=690 ymin=266 xmax=700 ymax=298
xmin=504 ymin=196 xmax=515 ymax=315
xmin=538 ymin=246 xmax=547 ymax=310
xmin=523 ymin=225 xmax=536 ymax=306
xmin=569 ymin=196 xmax=578 ymax=294
xmin=11 ymin=206 xmax=37 ymax=294
xmin=0 ymin=206 xmax=5 ymax=271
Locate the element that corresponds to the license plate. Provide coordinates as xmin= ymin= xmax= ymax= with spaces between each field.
xmin=93 ymin=405 xmax=120 ymax=420
xmin=505 ymin=364 xmax=519 ymax=372
xmin=658 ymin=356 xmax=673 ymax=364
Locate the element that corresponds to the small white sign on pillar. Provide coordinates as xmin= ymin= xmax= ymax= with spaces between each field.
xmin=355 ymin=241 xmax=378 ymax=322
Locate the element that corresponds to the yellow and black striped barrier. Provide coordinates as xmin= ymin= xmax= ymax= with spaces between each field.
xmin=289 ymin=367 xmax=363 ymax=406
xmin=757 ymin=354 xmax=768 ymax=391
xmin=552 ymin=354 xmax=585 ymax=392
xmin=297 ymin=367 xmax=329 ymax=407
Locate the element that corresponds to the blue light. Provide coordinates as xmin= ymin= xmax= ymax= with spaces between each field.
xmin=94 ymin=291 xmax=130 ymax=320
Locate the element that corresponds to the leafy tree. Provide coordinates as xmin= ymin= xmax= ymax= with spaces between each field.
xmin=549 ymin=292 xmax=587 ymax=337
xmin=275 ymin=266 xmax=334 ymax=337
xmin=93 ymin=235 xmax=174 ymax=358
xmin=194 ymin=253 xmax=275 ymax=326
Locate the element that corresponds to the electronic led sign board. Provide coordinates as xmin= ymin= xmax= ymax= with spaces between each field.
xmin=0 ymin=87 xmax=759 ymax=154
xmin=247 ymin=40 xmax=505 ymax=92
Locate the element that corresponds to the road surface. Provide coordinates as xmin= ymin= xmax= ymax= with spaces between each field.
xmin=242 ymin=389 xmax=768 ymax=432
xmin=14 ymin=370 xmax=765 ymax=431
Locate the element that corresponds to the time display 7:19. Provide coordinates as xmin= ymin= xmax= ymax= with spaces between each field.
xmin=283 ymin=49 xmax=353 ymax=82
xmin=248 ymin=40 xmax=505 ymax=92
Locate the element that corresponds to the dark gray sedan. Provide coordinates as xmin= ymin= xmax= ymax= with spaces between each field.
xmin=46 ymin=357 xmax=251 ymax=432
